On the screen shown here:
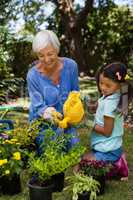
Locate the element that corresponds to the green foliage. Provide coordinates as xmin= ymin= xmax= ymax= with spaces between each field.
xmin=0 ymin=48 xmax=10 ymax=79
xmin=80 ymin=160 xmax=110 ymax=177
xmin=0 ymin=78 xmax=24 ymax=104
xmin=0 ymin=26 xmax=13 ymax=79
xmin=7 ymin=117 xmax=45 ymax=148
xmin=86 ymin=5 xmax=133 ymax=73
xmin=0 ymin=137 xmax=22 ymax=178
xmin=128 ymin=53 xmax=133 ymax=74
xmin=65 ymin=173 xmax=99 ymax=200
xmin=0 ymin=0 xmax=13 ymax=24
xmin=0 ymin=0 xmax=133 ymax=77
xmin=28 ymin=122 xmax=86 ymax=185
xmin=7 ymin=39 xmax=35 ymax=78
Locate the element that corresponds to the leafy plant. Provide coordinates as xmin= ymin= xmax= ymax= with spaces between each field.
xmin=6 ymin=118 xmax=53 ymax=169
xmin=65 ymin=173 xmax=99 ymax=200
xmin=0 ymin=137 xmax=23 ymax=178
xmin=28 ymin=125 xmax=86 ymax=186
xmin=7 ymin=118 xmax=45 ymax=149
xmin=80 ymin=160 xmax=110 ymax=177
xmin=0 ymin=78 xmax=24 ymax=104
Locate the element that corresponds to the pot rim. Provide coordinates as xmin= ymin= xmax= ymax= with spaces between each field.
xmin=27 ymin=180 xmax=54 ymax=190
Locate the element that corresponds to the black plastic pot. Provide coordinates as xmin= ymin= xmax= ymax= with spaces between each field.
xmin=28 ymin=180 xmax=54 ymax=200
xmin=52 ymin=172 xmax=65 ymax=192
xmin=0 ymin=177 xmax=2 ymax=193
xmin=78 ymin=192 xmax=90 ymax=200
xmin=1 ymin=173 xmax=21 ymax=195
xmin=94 ymin=175 xmax=105 ymax=195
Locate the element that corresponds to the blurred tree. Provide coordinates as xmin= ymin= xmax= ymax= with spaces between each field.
xmin=0 ymin=0 xmax=133 ymax=77
xmin=0 ymin=0 xmax=13 ymax=24
xmin=46 ymin=0 xmax=133 ymax=75
xmin=7 ymin=39 xmax=35 ymax=78
xmin=0 ymin=26 xmax=13 ymax=79
xmin=47 ymin=0 xmax=95 ymax=74
xmin=83 ymin=5 xmax=133 ymax=74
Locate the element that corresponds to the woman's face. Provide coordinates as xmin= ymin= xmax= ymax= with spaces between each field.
xmin=99 ymin=73 xmax=120 ymax=96
xmin=37 ymin=44 xmax=58 ymax=69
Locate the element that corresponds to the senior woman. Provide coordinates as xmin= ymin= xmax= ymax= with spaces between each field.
xmin=27 ymin=30 xmax=80 ymax=153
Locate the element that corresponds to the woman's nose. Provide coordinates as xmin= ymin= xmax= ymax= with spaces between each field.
xmin=44 ymin=55 xmax=50 ymax=63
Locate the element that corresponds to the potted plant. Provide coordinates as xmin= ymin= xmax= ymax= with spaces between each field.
xmin=6 ymin=118 xmax=44 ymax=168
xmin=79 ymin=160 xmax=110 ymax=195
xmin=7 ymin=119 xmax=41 ymax=151
xmin=0 ymin=137 xmax=23 ymax=195
xmin=27 ymin=123 xmax=86 ymax=200
xmin=65 ymin=173 xmax=99 ymax=200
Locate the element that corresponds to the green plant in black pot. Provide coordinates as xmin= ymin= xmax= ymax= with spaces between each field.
xmin=27 ymin=122 xmax=86 ymax=200
xmin=0 ymin=137 xmax=23 ymax=195
xmin=6 ymin=118 xmax=49 ymax=168
xmin=65 ymin=173 xmax=99 ymax=200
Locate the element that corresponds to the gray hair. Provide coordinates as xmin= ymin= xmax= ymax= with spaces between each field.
xmin=32 ymin=30 xmax=60 ymax=53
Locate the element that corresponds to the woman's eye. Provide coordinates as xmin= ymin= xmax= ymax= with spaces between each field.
xmin=38 ymin=54 xmax=44 ymax=58
xmin=47 ymin=53 xmax=54 ymax=56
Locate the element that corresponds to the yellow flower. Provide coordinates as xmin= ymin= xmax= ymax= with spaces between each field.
xmin=5 ymin=170 xmax=10 ymax=175
xmin=10 ymin=139 xmax=18 ymax=143
xmin=0 ymin=159 xmax=8 ymax=166
xmin=125 ymin=74 xmax=130 ymax=80
xmin=13 ymin=152 xmax=21 ymax=160
xmin=4 ymin=140 xmax=14 ymax=144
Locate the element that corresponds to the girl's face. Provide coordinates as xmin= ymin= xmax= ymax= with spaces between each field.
xmin=37 ymin=44 xmax=58 ymax=70
xmin=99 ymin=73 xmax=120 ymax=96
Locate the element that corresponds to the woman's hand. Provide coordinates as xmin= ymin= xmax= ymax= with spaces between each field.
xmin=43 ymin=107 xmax=56 ymax=120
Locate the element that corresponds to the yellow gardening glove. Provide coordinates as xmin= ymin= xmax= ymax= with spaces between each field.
xmin=52 ymin=111 xmax=63 ymax=124
xmin=58 ymin=117 xmax=71 ymax=129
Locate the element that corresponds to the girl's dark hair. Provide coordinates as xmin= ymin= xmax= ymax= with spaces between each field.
xmin=95 ymin=62 xmax=133 ymax=115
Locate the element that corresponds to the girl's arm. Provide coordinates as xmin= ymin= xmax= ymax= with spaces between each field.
xmin=93 ymin=116 xmax=114 ymax=137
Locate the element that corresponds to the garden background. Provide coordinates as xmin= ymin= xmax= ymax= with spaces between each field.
xmin=0 ymin=0 xmax=133 ymax=199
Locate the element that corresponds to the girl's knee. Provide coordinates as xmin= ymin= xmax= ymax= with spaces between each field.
xmin=82 ymin=152 xmax=96 ymax=161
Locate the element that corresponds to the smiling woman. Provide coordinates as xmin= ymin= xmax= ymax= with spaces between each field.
xmin=27 ymin=30 xmax=81 ymax=154
xmin=36 ymin=44 xmax=62 ymax=85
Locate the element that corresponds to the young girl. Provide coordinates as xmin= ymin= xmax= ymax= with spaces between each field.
xmin=83 ymin=62 xmax=133 ymax=180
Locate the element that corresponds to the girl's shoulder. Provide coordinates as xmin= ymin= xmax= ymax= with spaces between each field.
xmin=99 ymin=93 xmax=120 ymax=106
xmin=104 ymin=92 xmax=121 ymax=101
